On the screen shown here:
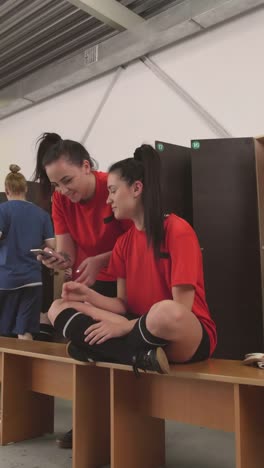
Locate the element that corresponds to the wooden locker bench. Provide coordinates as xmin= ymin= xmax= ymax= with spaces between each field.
xmin=1 ymin=337 xmax=264 ymax=468
xmin=0 ymin=337 xmax=110 ymax=468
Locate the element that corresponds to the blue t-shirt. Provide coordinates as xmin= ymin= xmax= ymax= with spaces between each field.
xmin=0 ymin=200 xmax=54 ymax=289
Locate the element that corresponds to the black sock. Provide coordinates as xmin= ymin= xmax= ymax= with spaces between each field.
xmin=54 ymin=308 xmax=95 ymax=343
xmin=126 ymin=314 xmax=168 ymax=350
xmin=78 ymin=314 xmax=168 ymax=364
xmin=54 ymin=308 xmax=168 ymax=366
xmin=86 ymin=314 xmax=169 ymax=367
xmin=54 ymin=308 xmax=134 ymax=364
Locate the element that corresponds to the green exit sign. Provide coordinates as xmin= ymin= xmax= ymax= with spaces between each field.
xmin=192 ymin=141 xmax=200 ymax=150
xmin=156 ymin=143 xmax=164 ymax=152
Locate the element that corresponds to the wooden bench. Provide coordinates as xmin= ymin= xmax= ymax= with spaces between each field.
xmin=0 ymin=337 xmax=110 ymax=468
xmin=1 ymin=338 xmax=264 ymax=468
xmin=97 ymin=359 xmax=264 ymax=468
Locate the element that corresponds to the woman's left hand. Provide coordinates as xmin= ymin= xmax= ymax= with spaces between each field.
xmin=76 ymin=255 xmax=103 ymax=285
xmin=84 ymin=315 xmax=133 ymax=345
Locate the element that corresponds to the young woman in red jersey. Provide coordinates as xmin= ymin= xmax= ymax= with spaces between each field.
xmin=48 ymin=144 xmax=217 ymax=374
xmin=33 ymin=133 xmax=131 ymax=448
xmin=34 ymin=133 xmax=130 ymax=289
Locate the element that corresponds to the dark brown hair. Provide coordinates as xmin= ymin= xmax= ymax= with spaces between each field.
xmin=32 ymin=132 xmax=97 ymax=193
xmin=109 ymin=144 xmax=164 ymax=258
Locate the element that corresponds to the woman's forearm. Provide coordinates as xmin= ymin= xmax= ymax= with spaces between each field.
xmin=86 ymin=288 xmax=126 ymax=314
xmin=66 ymin=301 xmax=125 ymax=322
xmin=55 ymin=233 xmax=76 ymax=268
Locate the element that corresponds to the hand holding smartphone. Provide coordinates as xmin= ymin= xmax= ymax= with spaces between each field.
xmin=30 ymin=249 xmax=55 ymax=259
xmin=30 ymin=249 xmax=68 ymax=269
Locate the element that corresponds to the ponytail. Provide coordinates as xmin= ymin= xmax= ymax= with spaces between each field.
xmin=32 ymin=132 xmax=98 ymax=194
xmin=134 ymin=145 xmax=164 ymax=258
xmin=109 ymin=144 xmax=164 ymax=258
xmin=32 ymin=132 xmax=61 ymax=194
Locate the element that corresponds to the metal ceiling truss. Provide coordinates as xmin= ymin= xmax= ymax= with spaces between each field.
xmin=67 ymin=0 xmax=145 ymax=30
xmin=0 ymin=0 xmax=263 ymax=119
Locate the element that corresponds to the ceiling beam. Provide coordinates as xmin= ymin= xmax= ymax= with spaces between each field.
xmin=67 ymin=0 xmax=144 ymax=31
xmin=0 ymin=0 xmax=263 ymax=119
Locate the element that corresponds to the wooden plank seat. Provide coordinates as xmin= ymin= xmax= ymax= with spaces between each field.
xmin=96 ymin=359 xmax=264 ymax=468
xmin=0 ymin=337 xmax=110 ymax=468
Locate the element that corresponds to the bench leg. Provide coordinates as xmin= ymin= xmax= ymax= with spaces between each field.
xmin=72 ymin=365 xmax=110 ymax=468
xmin=0 ymin=353 xmax=54 ymax=444
xmin=111 ymin=369 xmax=165 ymax=468
xmin=234 ymin=384 xmax=264 ymax=468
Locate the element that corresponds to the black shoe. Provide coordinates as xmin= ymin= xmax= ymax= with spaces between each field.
xmin=56 ymin=429 xmax=72 ymax=449
xmin=66 ymin=341 xmax=96 ymax=363
xmin=34 ymin=324 xmax=54 ymax=342
xmin=132 ymin=347 xmax=170 ymax=375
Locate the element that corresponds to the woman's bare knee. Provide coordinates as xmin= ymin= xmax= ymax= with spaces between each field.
xmin=145 ymin=300 xmax=203 ymax=361
xmin=146 ymin=300 xmax=186 ymax=337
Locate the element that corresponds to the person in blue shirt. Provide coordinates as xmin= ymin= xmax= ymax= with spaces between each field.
xmin=0 ymin=164 xmax=55 ymax=339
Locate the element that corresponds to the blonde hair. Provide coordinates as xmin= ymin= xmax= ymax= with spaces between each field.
xmin=5 ymin=164 xmax=27 ymax=194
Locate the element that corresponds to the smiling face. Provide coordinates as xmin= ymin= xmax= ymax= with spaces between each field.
xmin=45 ymin=156 xmax=92 ymax=202
xmin=107 ymin=171 xmax=143 ymax=220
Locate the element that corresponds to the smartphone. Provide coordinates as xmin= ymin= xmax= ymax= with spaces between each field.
xmin=30 ymin=249 xmax=54 ymax=259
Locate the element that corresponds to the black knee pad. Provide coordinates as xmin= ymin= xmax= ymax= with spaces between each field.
xmin=54 ymin=308 xmax=95 ymax=344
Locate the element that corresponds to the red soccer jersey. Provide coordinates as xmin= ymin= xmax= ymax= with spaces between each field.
xmin=108 ymin=214 xmax=217 ymax=355
xmin=52 ymin=171 xmax=131 ymax=281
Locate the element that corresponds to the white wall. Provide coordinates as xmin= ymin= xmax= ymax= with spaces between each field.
xmin=0 ymin=7 xmax=264 ymax=190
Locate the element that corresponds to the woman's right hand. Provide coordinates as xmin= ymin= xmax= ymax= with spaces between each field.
xmin=61 ymin=281 xmax=90 ymax=302
xmin=37 ymin=248 xmax=69 ymax=270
